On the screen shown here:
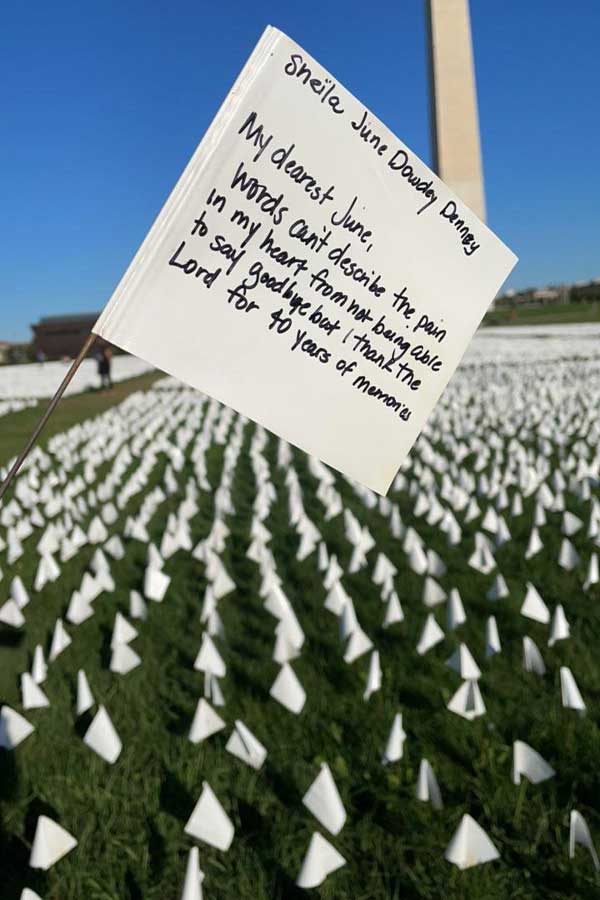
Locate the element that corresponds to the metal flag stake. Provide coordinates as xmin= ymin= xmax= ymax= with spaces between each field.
xmin=0 ymin=333 xmax=97 ymax=504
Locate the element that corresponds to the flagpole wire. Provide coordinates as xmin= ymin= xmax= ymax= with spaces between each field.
xmin=0 ymin=332 xmax=98 ymax=504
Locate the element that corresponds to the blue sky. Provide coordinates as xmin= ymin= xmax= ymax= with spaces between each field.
xmin=1 ymin=0 xmax=598 ymax=341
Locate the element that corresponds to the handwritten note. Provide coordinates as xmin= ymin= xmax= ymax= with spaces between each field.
xmin=94 ymin=26 xmax=517 ymax=494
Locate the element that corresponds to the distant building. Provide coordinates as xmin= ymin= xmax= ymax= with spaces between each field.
xmin=494 ymin=280 xmax=596 ymax=308
xmin=0 ymin=340 xmax=31 ymax=365
xmin=31 ymin=313 xmax=115 ymax=360
xmin=571 ymin=278 xmax=600 ymax=304
xmin=529 ymin=287 xmax=569 ymax=305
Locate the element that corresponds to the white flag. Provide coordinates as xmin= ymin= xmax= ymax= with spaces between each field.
xmin=93 ymin=26 xmax=517 ymax=495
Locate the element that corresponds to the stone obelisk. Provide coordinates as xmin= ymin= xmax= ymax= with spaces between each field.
xmin=426 ymin=0 xmax=486 ymax=222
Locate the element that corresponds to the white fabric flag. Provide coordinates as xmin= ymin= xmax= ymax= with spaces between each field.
xmin=93 ymin=26 xmax=517 ymax=495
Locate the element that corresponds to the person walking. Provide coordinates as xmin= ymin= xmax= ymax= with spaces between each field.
xmin=97 ymin=346 xmax=113 ymax=389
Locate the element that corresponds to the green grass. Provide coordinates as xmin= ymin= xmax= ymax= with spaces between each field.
xmin=483 ymin=301 xmax=600 ymax=328
xmin=1 ymin=384 xmax=600 ymax=899
xmin=0 ymin=371 xmax=163 ymax=468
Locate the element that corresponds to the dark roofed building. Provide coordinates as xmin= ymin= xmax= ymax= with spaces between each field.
xmin=31 ymin=313 xmax=115 ymax=360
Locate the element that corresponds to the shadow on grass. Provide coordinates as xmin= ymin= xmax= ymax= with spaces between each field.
xmin=0 ymin=629 xmax=25 ymax=650
xmin=159 ymin=769 xmax=194 ymax=825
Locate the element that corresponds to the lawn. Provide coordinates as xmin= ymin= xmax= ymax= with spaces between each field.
xmin=1 ymin=371 xmax=599 ymax=900
xmin=483 ymin=301 xmax=600 ymax=328
xmin=0 ymin=371 xmax=163 ymax=469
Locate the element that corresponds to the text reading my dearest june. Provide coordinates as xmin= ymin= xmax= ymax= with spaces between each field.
xmin=165 ymin=52 xmax=482 ymax=424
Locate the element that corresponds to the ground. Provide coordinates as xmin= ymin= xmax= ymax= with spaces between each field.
xmin=483 ymin=300 xmax=600 ymax=328
xmin=0 ymin=369 xmax=599 ymax=900
xmin=0 ymin=372 xmax=162 ymax=469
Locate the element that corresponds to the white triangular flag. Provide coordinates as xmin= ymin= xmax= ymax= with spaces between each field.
xmin=88 ymin=516 xmax=108 ymax=544
xmin=520 ymin=583 xmax=550 ymax=624
xmin=338 ymin=601 xmax=358 ymax=640
xmin=447 ymin=680 xmax=486 ymax=720
xmin=31 ymin=645 xmax=47 ymax=684
xmin=147 ymin=543 xmax=164 ymax=571
xmin=204 ymin=673 xmax=225 ymax=707
xmin=184 ymin=781 xmax=234 ymax=851
xmin=83 ymin=705 xmax=122 ymax=764
xmin=423 ymin=576 xmax=446 ymax=608
xmin=111 ymin=612 xmax=138 ymax=647
xmin=512 ymin=740 xmax=555 ymax=785
xmin=363 ymin=651 xmax=382 ymax=700
xmin=22 ymin=673 xmax=50 ymax=710
xmin=548 ymin=605 xmax=570 ymax=646
xmin=487 ymin=574 xmax=509 ymax=601
xmin=525 ymin=528 xmax=543 ymax=559
xmin=29 ymin=815 xmax=77 ymax=870
xmin=189 ymin=698 xmax=226 ymax=744
xmin=302 ymin=763 xmax=346 ymax=835
xmin=416 ymin=758 xmax=443 ymax=809
xmin=407 ymin=542 xmax=428 ymax=576
xmin=558 ymin=538 xmax=580 ymax=571
xmin=105 ymin=535 xmax=125 ymax=559
xmin=11 ymin=575 xmax=30 ymax=609
xmin=34 ymin=553 xmax=60 ymax=591
xmin=49 ymin=619 xmax=71 ymax=662
xmin=382 ymin=592 xmax=404 ymax=628
xmin=416 ymin=614 xmax=444 ymax=655
xmin=269 ymin=663 xmax=306 ymax=714
xmin=226 ymin=720 xmax=267 ymax=770
xmin=324 ymin=581 xmax=349 ymax=616
xmin=323 ymin=556 xmax=343 ymax=589
xmin=343 ymin=626 xmax=373 ymax=663
xmin=273 ymin=630 xmax=300 ymax=665
xmin=296 ymin=832 xmax=346 ymax=888
xmin=90 ymin=548 xmax=110 ymax=575
xmin=180 ymin=845 xmax=205 ymax=900
xmin=446 ymin=643 xmax=481 ymax=680
xmin=427 ymin=547 xmax=446 ymax=577
xmin=79 ymin=572 xmax=102 ymax=604
xmin=110 ymin=643 xmax=142 ymax=675
xmin=446 ymin=588 xmax=466 ymax=630
xmin=562 ymin=511 xmax=583 ymax=537
xmin=211 ymin=563 xmax=236 ymax=601
xmin=0 ymin=705 xmax=35 ymax=749
xmin=94 ymin=565 xmax=115 ymax=594
xmin=66 ymin=591 xmax=94 ymax=626
xmin=468 ymin=543 xmax=496 ymax=574
xmin=523 ymin=636 xmax=546 ymax=675
xmin=130 ymin=590 xmax=148 ymax=620
xmin=194 ymin=634 xmax=226 ymax=677
xmin=382 ymin=712 xmax=406 ymax=764
xmin=485 ymin=616 xmax=501 ymax=657
xmin=570 ymin=810 xmax=599 ymax=870
xmin=445 ymin=814 xmax=499 ymax=869
xmin=144 ymin=566 xmax=170 ymax=602
xmin=0 ymin=599 xmax=25 ymax=628
xmin=584 ymin=553 xmax=599 ymax=590
xmin=76 ymin=670 xmax=95 ymax=715
xmin=560 ymin=666 xmax=585 ymax=712
xmin=373 ymin=553 xmax=397 ymax=585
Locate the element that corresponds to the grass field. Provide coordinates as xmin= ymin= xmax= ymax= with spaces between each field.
xmin=1 ymin=368 xmax=600 ymax=900
xmin=483 ymin=300 xmax=600 ymax=328
xmin=0 ymin=371 xmax=163 ymax=469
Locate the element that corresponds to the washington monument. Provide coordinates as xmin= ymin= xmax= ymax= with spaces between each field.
xmin=426 ymin=0 xmax=486 ymax=222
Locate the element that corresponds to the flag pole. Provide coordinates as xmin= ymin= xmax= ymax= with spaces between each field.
xmin=0 ymin=332 xmax=97 ymax=504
